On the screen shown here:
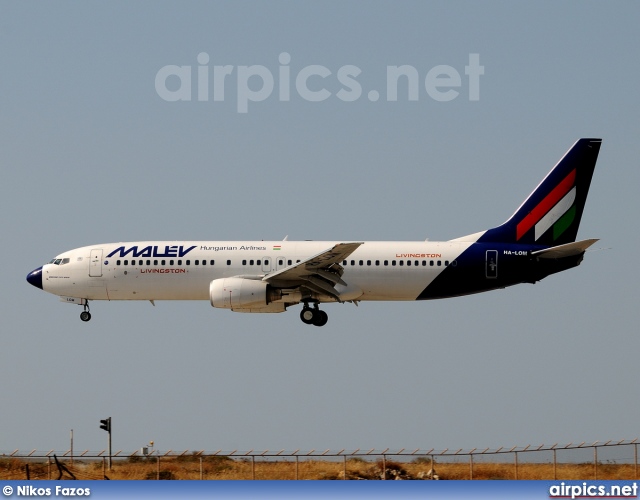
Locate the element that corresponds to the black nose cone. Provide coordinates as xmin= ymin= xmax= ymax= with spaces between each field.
xmin=27 ymin=267 xmax=43 ymax=290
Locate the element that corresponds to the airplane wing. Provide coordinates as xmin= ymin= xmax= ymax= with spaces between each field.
xmin=531 ymin=238 xmax=599 ymax=259
xmin=262 ymin=242 xmax=363 ymax=301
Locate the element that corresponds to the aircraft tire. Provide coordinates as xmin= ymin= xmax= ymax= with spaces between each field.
xmin=80 ymin=311 xmax=91 ymax=322
xmin=313 ymin=310 xmax=328 ymax=327
xmin=300 ymin=308 xmax=314 ymax=325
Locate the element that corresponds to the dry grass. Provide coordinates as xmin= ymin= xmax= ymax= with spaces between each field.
xmin=2 ymin=456 xmax=637 ymax=480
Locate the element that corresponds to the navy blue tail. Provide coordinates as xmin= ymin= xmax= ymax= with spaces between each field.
xmin=477 ymin=138 xmax=601 ymax=247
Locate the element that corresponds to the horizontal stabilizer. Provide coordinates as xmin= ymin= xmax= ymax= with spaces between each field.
xmin=531 ymin=239 xmax=598 ymax=259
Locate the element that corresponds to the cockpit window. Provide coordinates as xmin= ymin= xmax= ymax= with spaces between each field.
xmin=61 ymin=258 xmax=70 ymax=265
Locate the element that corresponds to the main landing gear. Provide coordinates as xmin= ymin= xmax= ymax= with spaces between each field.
xmin=80 ymin=301 xmax=91 ymax=322
xmin=300 ymin=303 xmax=328 ymax=327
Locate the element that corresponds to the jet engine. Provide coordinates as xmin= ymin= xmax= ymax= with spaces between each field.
xmin=209 ymin=278 xmax=282 ymax=310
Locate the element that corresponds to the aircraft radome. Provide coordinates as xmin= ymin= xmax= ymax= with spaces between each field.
xmin=27 ymin=139 xmax=602 ymax=326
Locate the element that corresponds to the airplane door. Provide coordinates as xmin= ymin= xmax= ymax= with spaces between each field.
xmin=485 ymin=250 xmax=498 ymax=279
xmin=262 ymin=257 xmax=271 ymax=273
xmin=90 ymin=249 xmax=103 ymax=277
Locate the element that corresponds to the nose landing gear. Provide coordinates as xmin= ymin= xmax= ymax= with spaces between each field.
xmin=80 ymin=301 xmax=91 ymax=322
xmin=300 ymin=303 xmax=328 ymax=327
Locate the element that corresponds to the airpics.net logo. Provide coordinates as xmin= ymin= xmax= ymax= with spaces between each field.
xmin=155 ymin=52 xmax=484 ymax=113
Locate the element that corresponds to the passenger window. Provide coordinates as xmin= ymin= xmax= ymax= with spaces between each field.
xmin=117 ymin=260 xmax=121 ymax=266
xmin=437 ymin=261 xmax=442 ymax=266
xmin=351 ymin=260 xmax=355 ymax=266
xmin=392 ymin=260 xmax=396 ymax=266
xmin=384 ymin=260 xmax=388 ymax=266
xmin=177 ymin=260 xmax=182 ymax=265
xmin=359 ymin=260 xmax=363 ymax=266
xmin=399 ymin=260 xmax=404 ymax=266
xmin=264 ymin=260 xmax=269 ymax=266
xmin=170 ymin=260 xmax=174 ymax=265
xmin=445 ymin=261 xmax=449 ymax=266
xmin=195 ymin=260 xmax=199 ymax=265
xmin=146 ymin=260 xmax=151 ymax=266
xmin=375 ymin=260 xmax=380 ymax=266
xmin=227 ymin=260 xmax=231 ymax=265
xmin=367 ymin=260 xmax=371 ymax=266
xmin=202 ymin=260 xmax=206 ymax=266
xmin=343 ymin=260 xmax=347 ymax=265
xmin=154 ymin=260 xmax=159 ymax=265
xmin=242 ymin=260 xmax=247 ymax=265
xmin=185 ymin=260 xmax=190 ymax=265
xmin=161 ymin=260 xmax=166 ymax=265
xmin=124 ymin=260 xmax=128 ymax=266
xmin=250 ymin=260 xmax=254 ymax=265
xmin=422 ymin=261 xmax=426 ymax=266
xmin=430 ymin=260 xmax=434 ymax=266
xmin=407 ymin=260 xmax=411 ymax=266
xmin=257 ymin=260 xmax=261 ymax=265
xmin=278 ymin=259 xmax=283 ymax=266
xmin=210 ymin=260 xmax=215 ymax=265
xmin=288 ymin=260 xmax=292 ymax=265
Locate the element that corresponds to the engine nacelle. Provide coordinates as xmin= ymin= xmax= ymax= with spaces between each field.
xmin=209 ymin=278 xmax=281 ymax=310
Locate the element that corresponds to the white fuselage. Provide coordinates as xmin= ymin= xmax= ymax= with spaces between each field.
xmin=40 ymin=240 xmax=473 ymax=303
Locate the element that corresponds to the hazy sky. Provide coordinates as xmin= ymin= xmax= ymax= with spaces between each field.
xmin=2 ymin=2 xmax=639 ymax=457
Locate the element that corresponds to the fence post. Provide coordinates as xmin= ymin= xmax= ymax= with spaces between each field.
xmin=102 ymin=457 xmax=106 ymax=478
xmin=295 ymin=456 xmax=299 ymax=480
xmin=200 ymin=456 xmax=203 ymax=480
xmin=593 ymin=446 xmax=597 ymax=480
xmin=156 ymin=455 xmax=160 ymax=480
xmin=252 ymin=456 xmax=255 ymax=480
xmin=635 ymin=443 xmax=638 ymax=480
xmin=514 ymin=451 xmax=518 ymax=480
xmin=382 ymin=455 xmax=386 ymax=480
xmin=343 ymin=455 xmax=347 ymax=480
xmin=469 ymin=454 xmax=473 ymax=480
xmin=48 ymin=457 xmax=51 ymax=480
xmin=553 ymin=449 xmax=557 ymax=480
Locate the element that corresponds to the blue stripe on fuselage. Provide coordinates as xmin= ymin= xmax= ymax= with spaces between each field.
xmin=416 ymin=243 xmax=581 ymax=300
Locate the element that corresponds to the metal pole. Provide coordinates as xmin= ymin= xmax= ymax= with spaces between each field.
xmin=594 ymin=446 xmax=597 ymax=480
xmin=382 ymin=455 xmax=386 ymax=480
xmin=70 ymin=430 xmax=73 ymax=466
xmin=635 ymin=443 xmax=638 ymax=480
xmin=295 ymin=456 xmax=299 ymax=480
xmin=108 ymin=428 xmax=112 ymax=470
xmin=252 ymin=456 xmax=255 ymax=480
xmin=102 ymin=457 xmax=106 ymax=478
xmin=200 ymin=456 xmax=203 ymax=480
xmin=48 ymin=457 xmax=51 ymax=480
xmin=514 ymin=451 xmax=518 ymax=480
xmin=343 ymin=455 xmax=347 ymax=480
xmin=553 ymin=449 xmax=557 ymax=480
xmin=156 ymin=454 xmax=160 ymax=480
xmin=469 ymin=454 xmax=473 ymax=480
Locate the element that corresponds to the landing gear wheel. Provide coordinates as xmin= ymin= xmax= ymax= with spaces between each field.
xmin=300 ymin=307 xmax=315 ymax=325
xmin=80 ymin=300 xmax=91 ymax=322
xmin=312 ymin=310 xmax=328 ymax=327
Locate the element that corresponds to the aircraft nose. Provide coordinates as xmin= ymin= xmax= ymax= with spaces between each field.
xmin=27 ymin=266 xmax=43 ymax=290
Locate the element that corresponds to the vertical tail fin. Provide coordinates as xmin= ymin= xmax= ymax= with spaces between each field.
xmin=478 ymin=138 xmax=601 ymax=246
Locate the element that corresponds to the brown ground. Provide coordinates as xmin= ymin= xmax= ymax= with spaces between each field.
xmin=2 ymin=456 xmax=638 ymax=480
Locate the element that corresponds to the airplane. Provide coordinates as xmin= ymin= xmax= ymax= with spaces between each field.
xmin=26 ymin=138 xmax=602 ymax=327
